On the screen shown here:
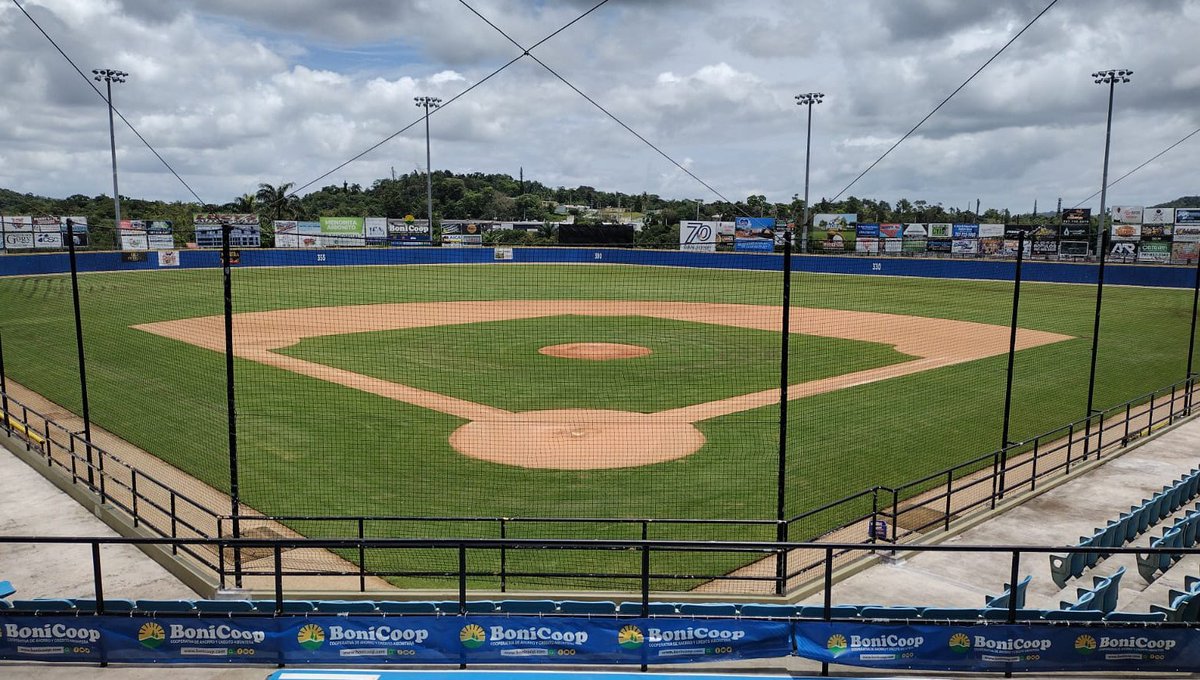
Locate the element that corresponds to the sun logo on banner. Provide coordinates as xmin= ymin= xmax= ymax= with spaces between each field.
xmin=618 ymin=625 xmax=644 ymax=649
xmin=826 ymin=634 xmax=848 ymax=656
xmin=138 ymin=622 xmax=165 ymax=649
xmin=948 ymin=633 xmax=972 ymax=654
xmin=1074 ymin=634 xmax=1097 ymax=655
xmin=297 ymin=624 xmax=325 ymax=651
xmin=459 ymin=624 xmax=486 ymax=649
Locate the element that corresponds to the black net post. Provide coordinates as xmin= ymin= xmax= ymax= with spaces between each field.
xmin=775 ymin=228 xmax=793 ymax=594
xmin=1186 ymin=255 xmax=1200 ymax=415
xmin=1084 ymin=229 xmax=1109 ymax=460
xmin=65 ymin=218 xmax=94 ymax=487
xmin=998 ymin=229 xmax=1025 ymax=499
xmin=222 ymin=222 xmax=243 ymax=587
xmin=0 ymin=330 xmax=7 ymax=430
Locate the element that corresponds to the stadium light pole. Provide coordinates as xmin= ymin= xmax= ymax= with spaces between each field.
xmin=1091 ymin=69 xmax=1132 ymax=257
xmin=415 ymin=96 xmax=442 ymax=240
xmin=93 ymin=69 xmax=128 ymax=227
xmin=795 ymin=92 xmax=824 ymax=254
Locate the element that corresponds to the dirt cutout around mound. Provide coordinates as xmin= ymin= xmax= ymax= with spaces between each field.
xmin=135 ymin=301 xmax=1072 ymax=470
xmin=539 ymin=342 xmax=652 ymax=360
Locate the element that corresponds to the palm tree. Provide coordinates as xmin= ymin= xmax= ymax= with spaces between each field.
xmin=256 ymin=182 xmax=297 ymax=222
xmin=232 ymin=193 xmax=257 ymax=212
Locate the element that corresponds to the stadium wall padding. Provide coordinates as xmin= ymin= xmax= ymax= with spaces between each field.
xmin=0 ymin=248 xmax=1194 ymax=288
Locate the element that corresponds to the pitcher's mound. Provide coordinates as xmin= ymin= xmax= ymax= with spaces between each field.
xmin=449 ymin=409 xmax=704 ymax=469
xmin=539 ymin=342 xmax=651 ymax=360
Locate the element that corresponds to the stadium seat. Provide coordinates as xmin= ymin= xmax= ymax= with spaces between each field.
xmin=1043 ymin=609 xmax=1104 ymax=622
xmin=436 ymin=600 xmax=496 ymax=614
xmin=984 ymin=575 xmax=1031 ymax=609
xmin=797 ymin=605 xmax=858 ymax=619
xmin=1105 ymin=611 xmax=1168 ymax=622
xmin=12 ymin=598 xmax=76 ymax=612
xmin=678 ymin=603 xmax=737 ymax=617
xmin=557 ymin=600 xmax=616 ymax=615
xmin=617 ymin=601 xmax=678 ymax=616
xmin=0 ymin=581 xmax=14 ymax=599
xmin=376 ymin=600 xmax=439 ymax=614
xmin=857 ymin=606 xmax=921 ymax=619
xmin=250 ymin=599 xmax=316 ymax=613
xmin=134 ymin=599 xmax=195 ymax=613
xmin=314 ymin=600 xmax=379 ymax=614
xmin=981 ymin=608 xmax=1043 ymax=621
xmin=739 ymin=603 xmax=799 ymax=618
xmin=0 ymin=600 xmax=9 ymax=610
xmin=73 ymin=598 xmax=136 ymax=613
xmin=195 ymin=599 xmax=257 ymax=614
xmin=918 ymin=607 xmax=983 ymax=621
xmin=496 ymin=600 xmax=558 ymax=614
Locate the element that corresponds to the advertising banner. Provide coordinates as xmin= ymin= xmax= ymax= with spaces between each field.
xmin=1061 ymin=207 xmax=1091 ymax=252
xmin=978 ymin=223 xmax=1003 ymax=255
xmin=1109 ymin=240 xmax=1139 ymax=262
xmin=319 ymin=217 xmax=365 ymax=247
xmin=879 ymin=223 xmax=903 ymax=252
xmin=297 ymin=221 xmax=322 ymax=248
xmin=442 ymin=222 xmax=484 ymax=247
xmin=812 ymin=213 xmax=857 ymax=252
xmin=194 ymin=214 xmax=261 ymax=248
xmin=1111 ymin=223 xmax=1141 ymax=241
xmin=855 ymin=223 xmax=880 ymax=254
xmin=144 ymin=220 xmax=173 ymax=235
xmin=1143 ymin=207 xmax=1175 ymax=225
xmin=103 ymin=617 xmax=280 ymax=664
xmin=951 ymin=224 xmax=978 ymax=255
xmin=120 ymin=231 xmax=149 ymax=251
xmin=1139 ymin=240 xmax=1171 ymax=263
xmin=158 ymin=251 xmax=180 ymax=267
xmin=1028 ymin=225 xmax=1059 ymax=256
xmin=680 ymin=221 xmax=717 ymax=252
xmin=733 ymin=217 xmax=775 ymax=252
xmin=1173 ymin=241 xmax=1200 ymax=264
xmin=794 ymin=622 xmax=1200 ymax=673
xmin=901 ymin=223 xmax=927 ymax=253
xmin=32 ymin=216 xmax=59 ymax=232
xmin=0 ymin=617 xmax=106 ymax=663
xmin=60 ymin=216 xmax=88 ymax=248
xmin=926 ymin=223 xmax=952 ymax=253
xmin=365 ymin=217 xmax=388 ymax=243
xmin=387 ymin=218 xmax=432 ymax=246
xmin=1001 ymin=225 xmax=1033 ymax=257
xmin=1176 ymin=209 xmax=1200 ymax=224
xmin=34 ymin=231 xmax=63 ymax=249
xmin=273 ymin=221 xmax=299 ymax=248
xmin=1111 ymin=206 xmax=1144 ymax=224
xmin=2 ymin=233 xmax=33 ymax=250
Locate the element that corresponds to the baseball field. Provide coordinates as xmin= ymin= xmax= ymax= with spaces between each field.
xmin=0 ymin=261 xmax=1195 ymax=588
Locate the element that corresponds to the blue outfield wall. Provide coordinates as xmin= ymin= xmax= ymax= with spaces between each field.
xmin=0 ymin=247 xmax=1195 ymax=288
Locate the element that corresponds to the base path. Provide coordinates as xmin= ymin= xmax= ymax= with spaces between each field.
xmin=136 ymin=301 xmax=1072 ymax=470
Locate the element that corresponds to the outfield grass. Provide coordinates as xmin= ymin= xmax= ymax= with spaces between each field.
xmin=0 ymin=263 xmax=1195 ymax=588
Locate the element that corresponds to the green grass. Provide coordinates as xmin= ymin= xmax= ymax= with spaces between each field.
xmin=0 ymin=263 xmax=1195 ymax=589
xmin=278 ymin=315 xmax=910 ymax=412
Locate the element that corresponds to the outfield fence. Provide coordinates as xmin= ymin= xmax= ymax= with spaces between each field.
xmin=1 ymin=227 xmax=1200 ymax=593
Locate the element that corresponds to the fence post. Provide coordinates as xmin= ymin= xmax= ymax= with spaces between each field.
xmin=65 ymin=218 xmax=95 ymax=488
xmin=500 ymin=518 xmax=508 ymax=594
xmin=92 ymin=541 xmax=108 ymax=668
xmin=1187 ymin=254 xmax=1200 ymax=415
xmin=999 ymin=230 xmax=1024 ymax=498
xmin=0 ymin=330 xmax=8 ymax=433
xmin=1084 ymin=229 xmax=1109 ymax=461
xmin=273 ymin=544 xmax=283 ymax=614
xmin=222 ymin=222 xmax=243 ymax=588
xmin=458 ymin=545 xmax=467 ymax=615
xmin=776 ymin=229 xmax=793 ymax=583
xmin=357 ymin=518 xmax=366 ymax=593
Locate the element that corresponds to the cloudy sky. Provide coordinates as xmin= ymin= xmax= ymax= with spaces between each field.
xmin=1 ymin=0 xmax=1197 ymax=212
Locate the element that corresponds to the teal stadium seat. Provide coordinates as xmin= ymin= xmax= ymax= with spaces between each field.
xmin=556 ymin=600 xmax=616 ymax=615
xmin=195 ymin=600 xmax=257 ymax=613
xmin=376 ymin=601 xmax=438 ymax=614
xmin=739 ymin=603 xmax=799 ymax=618
xmin=496 ymin=600 xmax=558 ymax=614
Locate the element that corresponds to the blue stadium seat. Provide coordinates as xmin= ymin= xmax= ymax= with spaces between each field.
xmin=985 ymin=575 xmax=1031 ymax=609
xmin=797 ymin=605 xmax=858 ymax=619
xmin=1105 ymin=611 xmax=1168 ymax=622
xmin=1042 ymin=609 xmax=1104 ymax=622
xmin=13 ymin=599 xmax=76 ymax=612
xmin=919 ymin=607 xmax=982 ymax=621
xmin=678 ymin=603 xmax=737 ymax=617
xmin=981 ymin=608 xmax=1043 ymax=621
xmin=314 ymin=600 xmax=379 ymax=614
xmin=73 ymin=598 xmax=136 ymax=613
xmin=0 ymin=600 xmax=10 ymax=610
xmin=250 ymin=599 xmax=315 ymax=613
xmin=0 ymin=581 xmax=14 ymax=599
xmin=617 ymin=601 xmax=677 ymax=616
xmin=739 ymin=603 xmax=799 ymax=618
xmin=134 ymin=600 xmax=195 ymax=613
xmin=194 ymin=599 xmax=257 ymax=613
xmin=376 ymin=601 xmax=438 ymax=614
xmin=857 ymin=606 xmax=921 ymax=619
xmin=436 ymin=600 xmax=497 ymax=614
xmin=557 ymin=600 xmax=616 ymax=615
xmin=496 ymin=600 xmax=558 ymax=614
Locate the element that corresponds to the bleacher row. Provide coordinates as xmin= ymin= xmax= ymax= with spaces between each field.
xmin=1050 ymin=467 xmax=1200 ymax=587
